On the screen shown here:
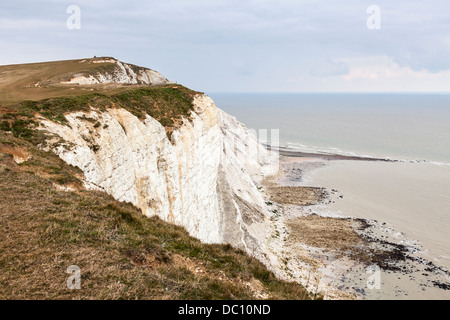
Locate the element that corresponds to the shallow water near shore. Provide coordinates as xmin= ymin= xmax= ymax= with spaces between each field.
xmin=211 ymin=93 xmax=450 ymax=266
xmin=266 ymin=157 xmax=450 ymax=300
xmin=211 ymin=93 xmax=450 ymax=298
xmin=210 ymin=93 xmax=450 ymax=164
xmin=303 ymin=161 xmax=450 ymax=271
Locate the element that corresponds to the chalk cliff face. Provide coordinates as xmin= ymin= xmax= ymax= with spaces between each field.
xmin=38 ymin=94 xmax=277 ymax=254
xmin=59 ymin=58 xmax=172 ymax=86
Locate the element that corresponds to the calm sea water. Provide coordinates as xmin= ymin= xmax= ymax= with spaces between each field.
xmin=208 ymin=93 xmax=450 ymax=164
xmin=209 ymin=93 xmax=450 ymax=280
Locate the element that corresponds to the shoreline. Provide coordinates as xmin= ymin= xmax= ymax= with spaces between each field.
xmin=261 ymin=153 xmax=450 ymax=300
xmin=266 ymin=145 xmax=395 ymax=162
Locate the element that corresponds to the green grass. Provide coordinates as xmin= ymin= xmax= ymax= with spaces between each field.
xmin=111 ymin=86 xmax=198 ymax=122
xmin=0 ymin=121 xmax=10 ymax=132
xmin=0 ymin=131 xmax=313 ymax=300
xmin=2 ymin=84 xmax=200 ymax=141
xmin=0 ymin=58 xmax=314 ymax=300
xmin=0 ymin=58 xmax=201 ymax=141
xmin=13 ymin=94 xmax=108 ymax=124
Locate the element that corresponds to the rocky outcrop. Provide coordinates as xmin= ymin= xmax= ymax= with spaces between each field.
xmin=38 ymin=94 xmax=278 ymax=255
xmin=59 ymin=58 xmax=172 ymax=86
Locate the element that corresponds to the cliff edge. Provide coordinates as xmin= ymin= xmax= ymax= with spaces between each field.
xmin=0 ymin=57 xmax=278 ymax=266
xmin=0 ymin=57 xmax=312 ymax=300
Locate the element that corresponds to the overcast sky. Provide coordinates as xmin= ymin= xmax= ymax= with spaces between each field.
xmin=1 ymin=0 xmax=450 ymax=92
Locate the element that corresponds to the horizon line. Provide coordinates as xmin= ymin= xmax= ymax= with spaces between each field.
xmin=206 ymin=91 xmax=450 ymax=95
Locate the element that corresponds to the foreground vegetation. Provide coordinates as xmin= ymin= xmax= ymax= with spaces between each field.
xmin=0 ymin=129 xmax=312 ymax=300
xmin=0 ymin=84 xmax=200 ymax=142
xmin=0 ymin=58 xmax=312 ymax=300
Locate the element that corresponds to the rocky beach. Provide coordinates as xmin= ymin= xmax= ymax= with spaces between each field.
xmin=260 ymin=152 xmax=450 ymax=299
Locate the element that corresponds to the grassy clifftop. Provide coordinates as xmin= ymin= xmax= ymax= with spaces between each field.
xmin=0 ymin=130 xmax=312 ymax=300
xmin=1 ymin=84 xmax=201 ymax=141
xmin=0 ymin=57 xmax=200 ymax=136
xmin=0 ymin=57 xmax=168 ymax=105
xmin=0 ymin=58 xmax=313 ymax=300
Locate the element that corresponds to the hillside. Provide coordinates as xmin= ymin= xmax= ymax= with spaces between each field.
xmin=0 ymin=58 xmax=312 ymax=299
xmin=0 ymin=57 xmax=171 ymax=106
xmin=0 ymin=130 xmax=312 ymax=299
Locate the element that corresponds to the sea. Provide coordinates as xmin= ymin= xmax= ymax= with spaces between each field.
xmin=209 ymin=93 xmax=450 ymax=274
xmin=209 ymin=93 xmax=450 ymax=164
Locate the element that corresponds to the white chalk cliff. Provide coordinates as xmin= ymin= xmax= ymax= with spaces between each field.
xmin=38 ymin=89 xmax=278 ymax=256
xmin=59 ymin=58 xmax=172 ymax=86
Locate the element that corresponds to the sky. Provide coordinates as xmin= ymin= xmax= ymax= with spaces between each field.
xmin=1 ymin=0 xmax=450 ymax=92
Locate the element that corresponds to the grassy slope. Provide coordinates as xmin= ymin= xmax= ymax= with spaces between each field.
xmin=2 ymin=85 xmax=200 ymax=140
xmin=0 ymin=58 xmax=118 ymax=105
xmin=0 ymin=131 xmax=311 ymax=300
xmin=0 ymin=57 xmax=168 ymax=106
xmin=0 ymin=59 xmax=313 ymax=300
xmin=0 ymin=57 xmax=198 ymax=133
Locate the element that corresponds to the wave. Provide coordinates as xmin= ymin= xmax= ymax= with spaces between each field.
xmin=396 ymin=159 xmax=450 ymax=167
xmin=279 ymin=142 xmax=395 ymax=161
xmin=271 ymin=141 xmax=450 ymax=166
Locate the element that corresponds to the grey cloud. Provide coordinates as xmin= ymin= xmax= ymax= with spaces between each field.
xmin=1 ymin=0 xmax=450 ymax=91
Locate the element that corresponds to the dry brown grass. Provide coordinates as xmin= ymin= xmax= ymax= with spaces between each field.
xmin=0 ymin=58 xmax=313 ymax=300
xmin=0 ymin=58 xmax=135 ymax=106
xmin=0 ymin=57 xmax=202 ymax=141
xmin=0 ymin=131 xmax=312 ymax=300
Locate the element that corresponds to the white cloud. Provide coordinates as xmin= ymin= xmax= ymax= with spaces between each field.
xmin=1 ymin=0 xmax=450 ymax=92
